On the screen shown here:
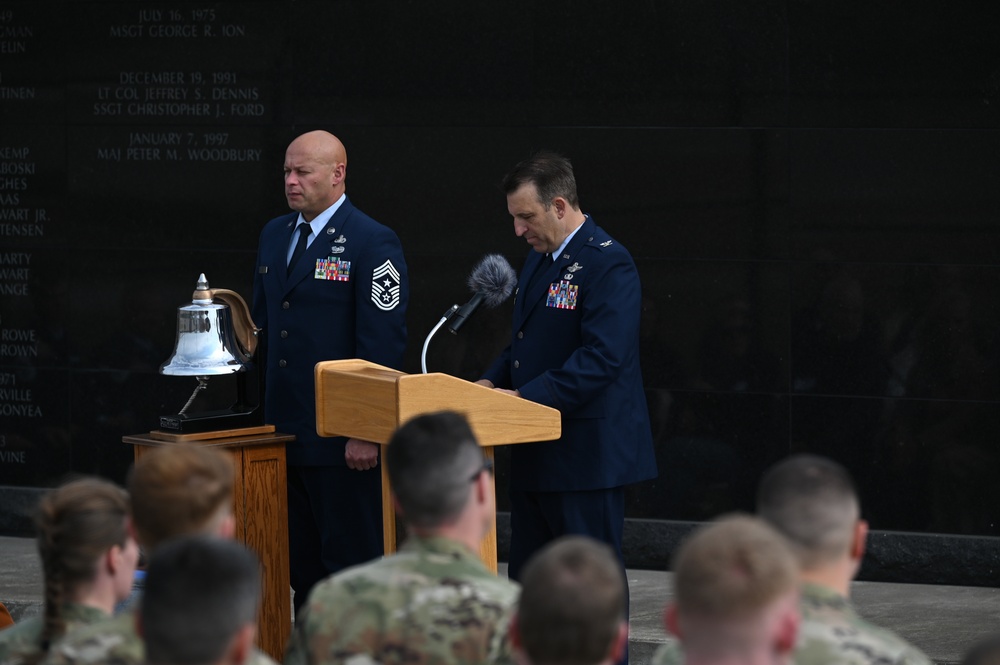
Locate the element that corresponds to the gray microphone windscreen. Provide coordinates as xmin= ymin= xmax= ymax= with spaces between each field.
xmin=467 ymin=254 xmax=517 ymax=308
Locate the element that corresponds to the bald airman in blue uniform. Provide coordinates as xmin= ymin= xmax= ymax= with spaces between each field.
xmin=252 ymin=130 xmax=408 ymax=614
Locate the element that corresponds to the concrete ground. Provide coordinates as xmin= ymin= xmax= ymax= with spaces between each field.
xmin=2 ymin=535 xmax=997 ymax=664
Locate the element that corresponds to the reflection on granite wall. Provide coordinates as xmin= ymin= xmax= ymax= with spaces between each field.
xmin=3 ymin=1 xmax=1000 ymax=545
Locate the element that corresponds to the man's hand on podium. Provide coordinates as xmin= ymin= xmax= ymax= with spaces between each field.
xmin=474 ymin=378 xmax=520 ymax=398
xmin=345 ymin=438 xmax=379 ymax=470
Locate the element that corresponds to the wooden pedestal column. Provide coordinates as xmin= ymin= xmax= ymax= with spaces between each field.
xmin=123 ymin=431 xmax=293 ymax=661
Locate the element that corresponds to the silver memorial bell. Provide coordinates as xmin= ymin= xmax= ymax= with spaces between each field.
xmin=161 ymin=273 xmax=256 ymax=375
xmin=158 ymin=274 xmax=264 ymax=433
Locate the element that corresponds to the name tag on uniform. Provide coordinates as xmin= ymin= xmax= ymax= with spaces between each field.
xmin=315 ymin=257 xmax=351 ymax=282
xmin=547 ymin=280 xmax=578 ymax=310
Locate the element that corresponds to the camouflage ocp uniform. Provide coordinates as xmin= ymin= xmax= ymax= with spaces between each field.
xmin=41 ymin=610 xmax=278 ymax=665
xmin=651 ymin=583 xmax=931 ymax=665
xmin=0 ymin=603 xmax=106 ymax=665
xmin=796 ymin=583 xmax=933 ymax=665
xmin=283 ymin=535 xmax=520 ymax=665
xmin=649 ymin=583 xmax=933 ymax=665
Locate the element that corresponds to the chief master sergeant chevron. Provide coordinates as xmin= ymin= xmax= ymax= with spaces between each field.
xmin=476 ymin=151 xmax=657 ymax=594
xmin=252 ymin=130 xmax=408 ymax=614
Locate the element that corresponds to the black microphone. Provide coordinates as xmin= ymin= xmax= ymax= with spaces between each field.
xmin=448 ymin=254 xmax=517 ymax=334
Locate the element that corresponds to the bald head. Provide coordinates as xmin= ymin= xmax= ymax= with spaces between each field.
xmin=289 ymin=130 xmax=346 ymax=166
xmin=283 ymin=130 xmax=348 ymax=221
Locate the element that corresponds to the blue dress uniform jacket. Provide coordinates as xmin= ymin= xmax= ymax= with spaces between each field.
xmin=252 ymin=196 xmax=408 ymax=467
xmin=482 ymin=215 xmax=656 ymax=491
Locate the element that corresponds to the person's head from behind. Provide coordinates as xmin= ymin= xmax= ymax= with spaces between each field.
xmin=33 ymin=478 xmax=139 ymax=657
xmin=756 ymin=454 xmax=866 ymax=574
xmin=385 ymin=411 xmax=493 ymax=543
xmin=140 ymin=535 xmax=260 ymax=665
xmin=128 ymin=445 xmax=235 ymax=552
xmin=511 ymin=536 xmax=627 ymax=665
xmin=666 ymin=515 xmax=800 ymax=665
xmin=962 ymin=635 xmax=1000 ymax=665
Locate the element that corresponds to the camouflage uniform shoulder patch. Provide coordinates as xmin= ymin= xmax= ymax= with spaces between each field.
xmin=0 ymin=604 xmax=109 ymax=665
xmin=795 ymin=584 xmax=933 ymax=665
xmin=43 ymin=612 xmax=140 ymax=665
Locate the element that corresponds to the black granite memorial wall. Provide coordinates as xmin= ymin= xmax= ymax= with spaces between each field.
xmin=3 ymin=0 xmax=1000 ymax=584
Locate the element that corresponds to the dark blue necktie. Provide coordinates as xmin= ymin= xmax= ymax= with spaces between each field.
xmin=287 ymin=223 xmax=312 ymax=276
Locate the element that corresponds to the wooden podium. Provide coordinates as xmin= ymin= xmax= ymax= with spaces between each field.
xmin=314 ymin=359 xmax=561 ymax=573
xmin=123 ymin=430 xmax=292 ymax=661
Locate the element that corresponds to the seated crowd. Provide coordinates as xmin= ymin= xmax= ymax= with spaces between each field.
xmin=0 ymin=413 xmax=996 ymax=665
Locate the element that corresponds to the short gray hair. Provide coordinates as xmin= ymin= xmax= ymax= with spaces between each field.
xmin=386 ymin=411 xmax=484 ymax=528
xmin=756 ymin=454 xmax=859 ymax=569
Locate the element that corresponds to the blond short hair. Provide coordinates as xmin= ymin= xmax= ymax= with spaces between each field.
xmin=517 ymin=536 xmax=625 ymax=665
xmin=128 ymin=445 xmax=234 ymax=551
xmin=673 ymin=514 xmax=798 ymax=620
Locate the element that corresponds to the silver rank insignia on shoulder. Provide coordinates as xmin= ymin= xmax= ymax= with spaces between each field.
xmin=372 ymin=260 xmax=401 ymax=311
xmin=600 ymin=239 xmax=613 ymax=247
xmin=326 ymin=227 xmax=336 ymax=235
xmin=333 ymin=235 xmax=347 ymax=243
xmin=329 ymin=245 xmax=345 ymax=254
xmin=566 ymin=262 xmax=583 ymax=272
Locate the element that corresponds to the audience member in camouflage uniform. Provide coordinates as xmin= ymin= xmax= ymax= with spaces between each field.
xmin=140 ymin=536 xmax=260 ymax=665
xmin=510 ymin=536 xmax=627 ymax=665
xmin=757 ymin=455 xmax=933 ymax=665
xmin=0 ymin=478 xmax=138 ymax=665
xmin=284 ymin=411 xmax=520 ymax=665
xmin=651 ymin=515 xmax=801 ymax=665
xmin=43 ymin=445 xmax=278 ymax=665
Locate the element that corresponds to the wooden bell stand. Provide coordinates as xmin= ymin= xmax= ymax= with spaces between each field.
xmin=313 ymin=359 xmax=561 ymax=573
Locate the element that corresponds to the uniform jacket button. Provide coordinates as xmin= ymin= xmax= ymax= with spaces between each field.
xmin=278 ymin=359 xmax=287 ymax=368
xmin=517 ymin=331 xmax=524 ymax=339
xmin=280 ymin=330 xmax=288 ymax=338
xmin=514 ymin=360 xmax=520 ymax=369
xmin=282 ymin=301 xmax=290 ymax=309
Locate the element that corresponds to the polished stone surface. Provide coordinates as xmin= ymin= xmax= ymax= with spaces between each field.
xmin=3 ymin=3 xmax=1000 ymax=576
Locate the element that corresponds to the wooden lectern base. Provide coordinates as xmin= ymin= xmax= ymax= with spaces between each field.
xmin=123 ymin=430 xmax=293 ymax=661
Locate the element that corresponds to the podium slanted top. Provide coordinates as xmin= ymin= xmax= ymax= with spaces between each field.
xmin=314 ymin=359 xmax=561 ymax=446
